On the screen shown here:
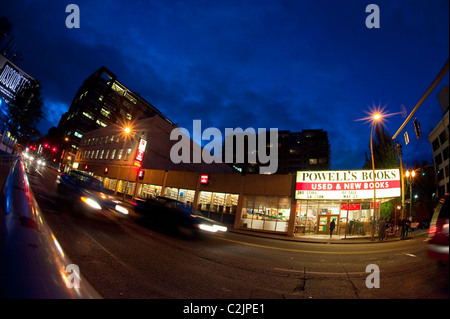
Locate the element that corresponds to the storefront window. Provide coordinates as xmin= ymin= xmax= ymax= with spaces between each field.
xmin=138 ymin=184 xmax=162 ymax=198
xmin=295 ymin=200 xmax=378 ymax=236
xmin=241 ymin=195 xmax=290 ymax=233
xmin=164 ymin=187 xmax=179 ymax=200
xmin=103 ymin=177 xmax=117 ymax=191
xmin=178 ymin=189 xmax=195 ymax=206
xmin=162 ymin=187 xmax=196 ymax=206
xmin=198 ymin=191 xmax=238 ymax=215
xmin=198 ymin=191 xmax=212 ymax=211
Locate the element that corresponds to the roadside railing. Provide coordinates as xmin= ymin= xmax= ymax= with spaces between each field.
xmin=0 ymin=157 xmax=101 ymax=298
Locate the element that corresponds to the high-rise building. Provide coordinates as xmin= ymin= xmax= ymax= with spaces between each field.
xmin=278 ymin=129 xmax=331 ymax=173
xmin=57 ymin=66 xmax=173 ymax=163
xmin=228 ymin=129 xmax=331 ymax=174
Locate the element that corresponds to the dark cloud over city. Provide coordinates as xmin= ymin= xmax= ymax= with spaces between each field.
xmin=1 ymin=0 xmax=448 ymax=169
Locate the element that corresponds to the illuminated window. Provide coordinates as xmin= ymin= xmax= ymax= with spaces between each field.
xmin=105 ymin=149 xmax=110 ymax=159
xmin=100 ymin=108 xmax=111 ymax=118
xmin=118 ymin=149 xmax=123 ymax=160
xmin=112 ymin=82 xmax=125 ymax=95
xmin=96 ymin=119 xmax=107 ymax=127
xmin=111 ymin=149 xmax=116 ymax=160
xmin=74 ymin=131 xmax=83 ymax=139
xmin=99 ymin=150 xmax=104 ymax=159
xmin=82 ymin=111 xmax=94 ymax=120
xmin=125 ymin=92 xmax=137 ymax=104
xmin=125 ymin=148 xmax=131 ymax=160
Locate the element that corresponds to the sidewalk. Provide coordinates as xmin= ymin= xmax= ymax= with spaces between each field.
xmin=0 ymin=161 xmax=13 ymax=191
xmin=229 ymin=228 xmax=429 ymax=244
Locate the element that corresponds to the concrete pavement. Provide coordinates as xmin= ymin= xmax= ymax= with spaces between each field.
xmin=229 ymin=228 xmax=429 ymax=244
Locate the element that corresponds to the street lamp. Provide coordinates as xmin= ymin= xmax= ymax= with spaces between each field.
xmin=370 ymin=113 xmax=382 ymax=219
xmin=405 ymin=169 xmax=416 ymax=219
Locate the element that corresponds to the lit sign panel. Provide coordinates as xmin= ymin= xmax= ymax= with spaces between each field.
xmin=0 ymin=59 xmax=32 ymax=100
xmin=295 ymin=169 xmax=401 ymax=200
xmin=200 ymin=175 xmax=209 ymax=184
xmin=135 ymin=138 xmax=147 ymax=163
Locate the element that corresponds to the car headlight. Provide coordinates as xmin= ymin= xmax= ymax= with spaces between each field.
xmin=115 ymin=205 xmax=129 ymax=215
xmin=80 ymin=196 xmax=102 ymax=210
xmin=198 ymin=224 xmax=227 ymax=232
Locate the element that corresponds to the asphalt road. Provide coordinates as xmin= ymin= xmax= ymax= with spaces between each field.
xmin=26 ymin=164 xmax=449 ymax=300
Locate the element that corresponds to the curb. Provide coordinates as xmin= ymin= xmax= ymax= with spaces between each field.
xmin=229 ymin=229 xmax=429 ymax=244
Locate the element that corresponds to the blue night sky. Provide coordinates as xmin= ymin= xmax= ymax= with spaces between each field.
xmin=1 ymin=0 xmax=448 ymax=170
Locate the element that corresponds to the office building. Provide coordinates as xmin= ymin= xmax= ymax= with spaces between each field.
xmin=57 ymin=66 xmax=172 ymax=164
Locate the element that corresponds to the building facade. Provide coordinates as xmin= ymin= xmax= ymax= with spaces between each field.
xmin=57 ymin=66 xmax=172 ymax=164
xmin=73 ymin=116 xmax=400 ymax=237
xmin=428 ymin=86 xmax=449 ymax=198
xmin=229 ymin=129 xmax=331 ymax=174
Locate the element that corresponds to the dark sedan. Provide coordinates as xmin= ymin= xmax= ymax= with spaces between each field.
xmin=134 ymin=196 xmax=227 ymax=237
xmin=56 ymin=170 xmax=129 ymax=220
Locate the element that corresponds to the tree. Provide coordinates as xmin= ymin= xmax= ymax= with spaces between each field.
xmin=6 ymin=79 xmax=44 ymax=146
xmin=363 ymin=125 xmax=398 ymax=169
xmin=363 ymin=125 xmax=399 ymax=220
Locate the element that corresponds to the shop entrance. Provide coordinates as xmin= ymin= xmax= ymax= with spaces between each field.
xmin=317 ymin=214 xmax=339 ymax=235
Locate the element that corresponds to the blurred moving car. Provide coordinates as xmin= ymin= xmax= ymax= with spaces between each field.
xmin=56 ymin=170 xmax=129 ymax=220
xmin=23 ymin=154 xmax=46 ymax=175
xmin=134 ymin=196 xmax=227 ymax=237
xmin=426 ymin=194 xmax=449 ymax=263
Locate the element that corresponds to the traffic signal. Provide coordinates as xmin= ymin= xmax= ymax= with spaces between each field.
xmin=413 ymin=118 xmax=421 ymax=139
xmin=104 ymin=167 xmax=109 ymax=174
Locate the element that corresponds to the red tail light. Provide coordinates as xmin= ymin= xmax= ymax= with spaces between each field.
xmin=429 ymin=226 xmax=437 ymax=235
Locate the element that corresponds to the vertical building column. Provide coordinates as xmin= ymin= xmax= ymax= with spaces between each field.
xmin=233 ymin=174 xmax=246 ymax=229
xmin=192 ymin=172 xmax=201 ymax=210
xmin=287 ymin=198 xmax=297 ymax=237
xmin=161 ymin=170 xmax=168 ymax=197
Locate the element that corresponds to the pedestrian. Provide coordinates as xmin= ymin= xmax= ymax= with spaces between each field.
xmin=348 ymin=219 xmax=354 ymax=235
xmin=398 ymin=218 xmax=405 ymax=239
xmin=404 ymin=218 xmax=411 ymax=238
xmin=329 ymin=219 xmax=336 ymax=238
xmin=378 ymin=218 xmax=387 ymax=242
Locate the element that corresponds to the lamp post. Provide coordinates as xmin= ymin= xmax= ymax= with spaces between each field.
xmin=370 ymin=113 xmax=382 ymax=217
xmin=122 ymin=126 xmax=135 ymax=200
xmin=369 ymin=113 xmax=382 ymax=240
xmin=405 ymin=169 xmax=416 ymax=219
xmin=122 ymin=125 xmax=146 ymax=201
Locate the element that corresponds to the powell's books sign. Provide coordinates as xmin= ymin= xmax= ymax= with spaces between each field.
xmin=295 ymin=169 xmax=401 ymax=200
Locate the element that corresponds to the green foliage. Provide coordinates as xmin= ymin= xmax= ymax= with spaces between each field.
xmin=363 ymin=125 xmax=398 ymax=169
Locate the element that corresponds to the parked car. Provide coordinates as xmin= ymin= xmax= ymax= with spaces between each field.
xmin=56 ymin=170 xmax=129 ymax=220
xmin=134 ymin=196 xmax=227 ymax=238
xmin=426 ymin=194 xmax=449 ymax=263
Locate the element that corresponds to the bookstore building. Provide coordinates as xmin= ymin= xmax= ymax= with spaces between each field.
xmin=72 ymin=117 xmax=401 ymax=237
